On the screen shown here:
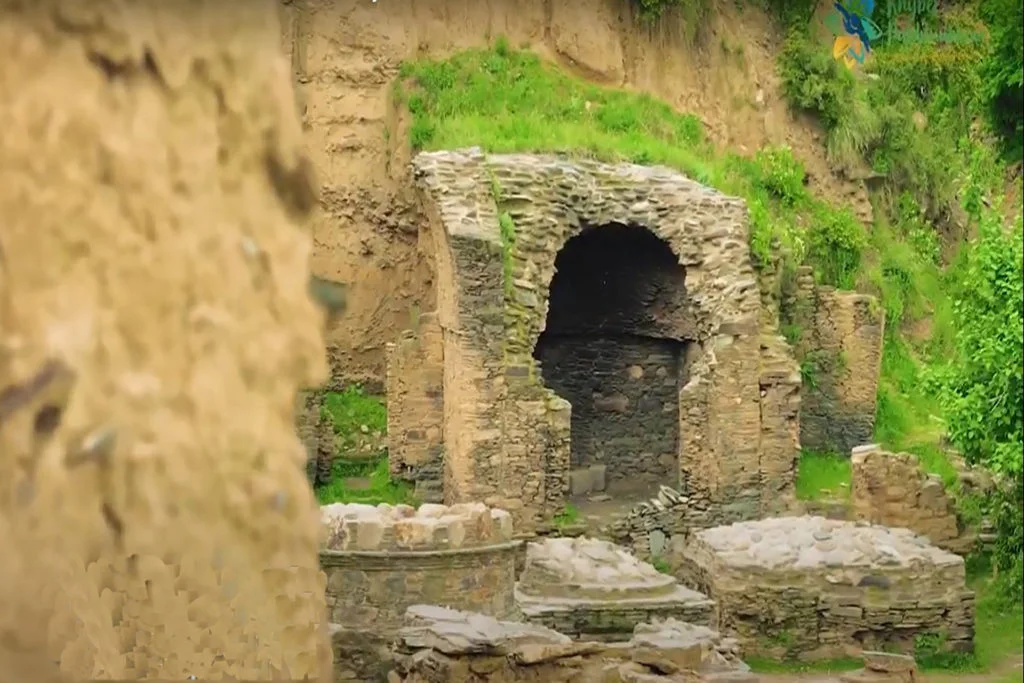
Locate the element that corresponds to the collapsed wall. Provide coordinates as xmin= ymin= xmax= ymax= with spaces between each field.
xmin=0 ymin=1 xmax=330 ymax=679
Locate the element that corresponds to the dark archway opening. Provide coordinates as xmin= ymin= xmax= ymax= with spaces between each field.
xmin=534 ymin=224 xmax=694 ymax=498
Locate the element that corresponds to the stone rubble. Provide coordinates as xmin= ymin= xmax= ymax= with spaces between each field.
xmin=839 ymin=651 xmax=919 ymax=682
xmin=389 ymin=605 xmax=759 ymax=683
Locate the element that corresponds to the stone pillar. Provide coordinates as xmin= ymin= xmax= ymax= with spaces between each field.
xmin=794 ymin=278 xmax=885 ymax=455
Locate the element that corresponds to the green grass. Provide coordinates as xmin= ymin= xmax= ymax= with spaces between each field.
xmin=316 ymin=385 xmax=412 ymax=505
xmin=795 ymin=450 xmax=852 ymax=501
xmin=747 ymin=656 xmax=862 ymax=674
xmin=321 ymin=385 xmax=388 ymax=460
xmin=315 ymin=457 xmax=415 ymax=506
xmin=397 ymin=40 xmax=878 ymax=285
xmin=916 ymin=557 xmax=1024 ymax=673
xmin=552 ymin=502 xmax=580 ymax=528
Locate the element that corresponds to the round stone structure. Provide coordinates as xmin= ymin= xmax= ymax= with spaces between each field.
xmin=515 ymin=536 xmax=714 ymax=641
xmin=320 ymin=502 xmax=520 ymax=631
xmin=680 ymin=516 xmax=976 ymax=661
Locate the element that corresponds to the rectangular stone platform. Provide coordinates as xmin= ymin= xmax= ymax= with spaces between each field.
xmin=679 ymin=516 xmax=975 ymax=661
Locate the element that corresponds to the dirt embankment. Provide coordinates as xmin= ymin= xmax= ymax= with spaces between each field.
xmin=1 ymin=1 xmax=330 ymax=680
xmin=281 ymin=0 xmax=872 ymax=387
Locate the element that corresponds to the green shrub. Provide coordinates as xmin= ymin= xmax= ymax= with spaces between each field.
xmin=806 ymin=206 xmax=867 ymax=289
xmin=777 ymin=30 xmax=881 ymax=170
xmin=979 ymin=0 xmax=1024 ymax=161
xmin=754 ymin=146 xmax=807 ymax=205
xmin=935 ymin=209 xmax=1024 ymax=598
xmin=778 ymin=30 xmax=857 ymax=130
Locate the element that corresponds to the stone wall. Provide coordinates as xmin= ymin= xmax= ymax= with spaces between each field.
xmin=392 ymin=149 xmax=801 ymax=532
xmin=679 ymin=517 xmax=975 ymax=661
xmin=851 ymin=445 xmax=961 ymax=550
xmin=536 ymin=336 xmax=686 ymax=491
xmin=320 ymin=502 xmax=519 ymax=631
xmin=788 ymin=267 xmax=885 ymax=454
xmin=386 ymin=312 xmax=445 ymax=502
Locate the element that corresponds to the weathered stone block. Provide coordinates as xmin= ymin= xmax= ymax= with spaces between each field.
xmin=680 ymin=516 xmax=975 ymax=661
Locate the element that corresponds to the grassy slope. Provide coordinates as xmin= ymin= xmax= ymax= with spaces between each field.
xmin=392 ymin=32 xmax=1021 ymax=671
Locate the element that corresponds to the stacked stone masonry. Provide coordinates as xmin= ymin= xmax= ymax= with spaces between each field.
xmin=515 ymin=537 xmax=715 ymax=641
xmin=788 ymin=268 xmax=885 ymax=455
xmin=389 ymin=149 xmax=802 ymax=532
xmin=390 ymin=605 xmax=758 ymax=683
xmin=600 ymin=485 xmax=770 ymax=563
xmin=679 ymin=516 xmax=975 ymax=661
xmin=850 ymin=445 xmax=963 ymax=552
xmin=319 ymin=502 xmax=519 ymax=632
xmin=386 ymin=311 xmax=446 ymax=503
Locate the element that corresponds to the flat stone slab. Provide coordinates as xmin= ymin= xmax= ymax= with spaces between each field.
xmin=397 ymin=604 xmax=573 ymax=655
xmin=517 ymin=536 xmax=678 ymax=599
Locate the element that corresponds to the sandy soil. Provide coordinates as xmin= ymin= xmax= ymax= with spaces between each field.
xmin=0 ymin=1 xmax=331 ymax=680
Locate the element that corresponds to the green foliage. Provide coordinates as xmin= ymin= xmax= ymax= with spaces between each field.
xmin=979 ymin=0 xmax=1024 ymax=160
xmin=631 ymin=0 xmax=711 ymax=30
xmin=806 ymin=206 xmax=868 ymax=289
xmin=651 ymin=556 xmax=673 ymax=574
xmin=759 ymin=0 xmax=818 ymax=31
xmin=316 ymin=386 xmax=412 ymax=505
xmin=934 ymin=210 xmax=1024 ymax=597
xmin=753 ymin=146 xmax=807 ymax=205
xmin=552 ymin=503 xmax=580 ymax=528
xmin=778 ymin=29 xmax=857 ymax=130
xmin=777 ymin=30 xmax=881 ymax=171
xmin=498 ymin=212 xmax=517 ymax=294
xmin=795 ymin=450 xmax=852 ymax=501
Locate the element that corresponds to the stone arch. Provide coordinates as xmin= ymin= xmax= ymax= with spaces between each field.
xmin=534 ymin=223 xmax=697 ymax=496
xmin=395 ymin=149 xmax=798 ymax=532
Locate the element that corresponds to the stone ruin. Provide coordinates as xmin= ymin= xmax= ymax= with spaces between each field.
xmin=679 ymin=516 xmax=975 ymax=661
xmin=314 ymin=501 xmax=975 ymax=681
xmin=321 ymin=502 xmax=520 ymax=681
xmin=515 ymin=537 xmax=714 ymax=641
xmin=850 ymin=444 xmax=963 ymax=552
xmin=389 ymin=606 xmax=756 ymax=683
xmin=386 ymin=149 xmax=803 ymax=532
